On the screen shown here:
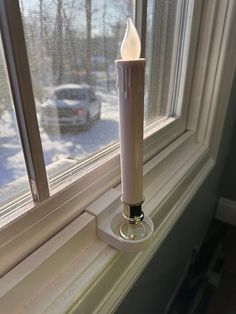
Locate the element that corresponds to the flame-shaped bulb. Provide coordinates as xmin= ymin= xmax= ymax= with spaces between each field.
xmin=120 ymin=18 xmax=141 ymax=60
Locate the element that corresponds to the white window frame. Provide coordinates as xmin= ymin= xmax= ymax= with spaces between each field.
xmin=0 ymin=0 xmax=236 ymax=312
xmin=0 ymin=0 xmax=196 ymax=271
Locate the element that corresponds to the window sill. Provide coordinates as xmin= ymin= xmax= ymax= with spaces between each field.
xmin=0 ymin=132 xmax=214 ymax=313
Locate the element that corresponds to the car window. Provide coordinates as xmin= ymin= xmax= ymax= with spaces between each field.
xmin=55 ymin=89 xmax=86 ymax=101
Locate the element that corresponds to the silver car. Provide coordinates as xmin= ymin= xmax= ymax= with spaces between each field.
xmin=40 ymin=84 xmax=101 ymax=132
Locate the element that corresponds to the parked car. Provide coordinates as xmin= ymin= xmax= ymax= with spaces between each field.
xmin=40 ymin=84 xmax=101 ymax=132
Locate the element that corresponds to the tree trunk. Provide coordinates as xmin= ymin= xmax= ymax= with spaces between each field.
xmin=52 ymin=0 xmax=64 ymax=85
xmin=62 ymin=7 xmax=79 ymax=83
xmin=103 ymin=1 xmax=110 ymax=91
xmin=85 ymin=0 xmax=92 ymax=85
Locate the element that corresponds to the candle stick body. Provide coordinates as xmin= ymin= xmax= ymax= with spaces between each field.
xmin=116 ymin=59 xmax=145 ymax=205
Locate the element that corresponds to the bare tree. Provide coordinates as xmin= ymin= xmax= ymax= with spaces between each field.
xmin=52 ymin=0 xmax=64 ymax=85
xmin=102 ymin=1 xmax=111 ymax=91
xmin=62 ymin=2 xmax=79 ymax=82
xmin=85 ymin=0 xmax=92 ymax=85
xmin=39 ymin=0 xmax=52 ymax=56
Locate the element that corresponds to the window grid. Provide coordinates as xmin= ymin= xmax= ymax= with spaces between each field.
xmin=0 ymin=0 xmax=193 ymax=214
xmin=0 ymin=0 xmax=148 ymax=206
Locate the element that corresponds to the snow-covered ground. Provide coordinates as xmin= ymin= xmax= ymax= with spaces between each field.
xmin=0 ymin=91 xmax=119 ymax=188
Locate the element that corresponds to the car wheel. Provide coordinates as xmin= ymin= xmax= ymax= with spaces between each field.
xmin=82 ymin=113 xmax=91 ymax=130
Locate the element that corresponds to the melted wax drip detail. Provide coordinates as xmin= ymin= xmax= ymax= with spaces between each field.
xmin=117 ymin=64 xmax=144 ymax=99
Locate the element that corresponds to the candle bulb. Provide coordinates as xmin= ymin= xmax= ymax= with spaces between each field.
xmin=116 ymin=18 xmax=146 ymax=239
xmin=120 ymin=18 xmax=141 ymax=60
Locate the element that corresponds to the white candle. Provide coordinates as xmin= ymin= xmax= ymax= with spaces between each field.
xmin=116 ymin=18 xmax=145 ymax=205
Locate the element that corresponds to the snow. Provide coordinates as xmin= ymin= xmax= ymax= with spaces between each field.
xmin=0 ymin=91 xmax=119 ymax=188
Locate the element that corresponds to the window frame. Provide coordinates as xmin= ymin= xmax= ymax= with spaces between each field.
xmin=0 ymin=0 xmax=199 ymax=267
xmin=0 ymin=0 xmax=194 ymax=210
xmin=0 ymin=1 xmax=235 ymax=311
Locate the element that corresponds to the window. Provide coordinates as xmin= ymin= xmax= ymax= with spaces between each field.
xmin=21 ymin=0 xmax=133 ymax=191
xmin=0 ymin=0 xmax=201 ymax=263
xmin=0 ymin=0 xmax=192 ymax=210
xmin=0 ymin=0 xmax=235 ymax=299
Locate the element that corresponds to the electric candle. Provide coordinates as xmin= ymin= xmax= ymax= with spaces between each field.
xmin=116 ymin=18 xmax=145 ymax=208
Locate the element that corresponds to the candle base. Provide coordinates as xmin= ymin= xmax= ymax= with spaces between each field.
xmin=119 ymin=201 xmax=148 ymax=240
xmin=119 ymin=220 xmax=147 ymax=240
xmin=87 ymin=188 xmax=154 ymax=252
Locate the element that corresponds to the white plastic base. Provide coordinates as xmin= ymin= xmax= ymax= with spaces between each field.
xmin=86 ymin=189 xmax=154 ymax=252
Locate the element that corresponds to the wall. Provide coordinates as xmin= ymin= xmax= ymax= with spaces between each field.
xmin=220 ymin=118 xmax=236 ymax=201
xmin=116 ymin=74 xmax=236 ymax=313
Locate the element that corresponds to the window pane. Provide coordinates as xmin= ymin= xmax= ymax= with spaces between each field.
xmin=0 ymin=40 xmax=31 ymax=211
xmin=145 ymin=0 xmax=189 ymax=125
xmin=20 ymin=0 xmax=133 ymax=186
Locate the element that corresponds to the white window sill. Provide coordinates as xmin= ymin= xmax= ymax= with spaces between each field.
xmin=0 ymin=132 xmax=214 ymax=313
